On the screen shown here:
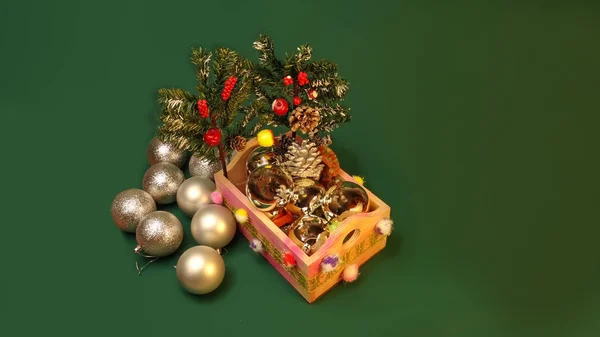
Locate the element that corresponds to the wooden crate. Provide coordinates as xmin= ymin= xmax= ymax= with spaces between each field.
xmin=214 ymin=136 xmax=391 ymax=303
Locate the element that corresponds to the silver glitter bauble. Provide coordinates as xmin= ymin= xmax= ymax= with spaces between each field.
xmin=142 ymin=162 xmax=185 ymax=204
xmin=176 ymin=245 xmax=225 ymax=295
xmin=147 ymin=137 xmax=187 ymax=167
xmin=190 ymin=204 xmax=237 ymax=249
xmin=135 ymin=211 xmax=184 ymax=257
xmin=323 ymin=181 xmax=370 ymax=220
xmin=189 ymin=152 xmax=232 ymax=179
xmin=246 ymin=165 xmax=294 ymax=212
xmin=111 ymin=189 xmax=157 ymax=233
xmin=246 ymin=146 xmax=278 ymax=174
xmin=176 ymin=177 xmax=216 ymax=217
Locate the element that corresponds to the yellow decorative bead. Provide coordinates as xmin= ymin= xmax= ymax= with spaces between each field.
xmin=352 ymin=175 xmax=365 ymax=185
xmin=257 ymin=129 xmax=275 ymax=147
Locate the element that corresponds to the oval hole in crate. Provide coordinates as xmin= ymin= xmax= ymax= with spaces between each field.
xmin=342 ymin=229 xmax=361 ymax=247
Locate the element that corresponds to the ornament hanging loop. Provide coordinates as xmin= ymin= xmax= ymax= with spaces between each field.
xmin=134 ymin=245 xmax=160 ymax=276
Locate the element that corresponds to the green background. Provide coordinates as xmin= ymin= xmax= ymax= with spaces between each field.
xmin=1 ymin=1 xmax=598 ymax=336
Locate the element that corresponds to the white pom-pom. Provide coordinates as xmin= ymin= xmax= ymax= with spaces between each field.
xmin=342 ymin=264 xmax=360 ymax=283
xmin=375 ymin=218 xmax=394 ymax=236
xmin=250 ymin=238 xmax=263 ymax=253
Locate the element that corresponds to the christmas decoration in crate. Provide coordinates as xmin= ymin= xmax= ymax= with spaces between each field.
xmin=214 ymin=35 xmax=393 ymax=303
xmin=109 ymin=35 xmax=394 ymax=303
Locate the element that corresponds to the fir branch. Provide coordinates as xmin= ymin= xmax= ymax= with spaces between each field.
xmin=294 ymin=44 xmax=313 ymax=67
xmin=318 ymin=104 xmax=352 ymax=133
xmin=253 ymin=34 xmax=283 ymax=72
xmin=190 ymin=48 xmax=212 ymax=95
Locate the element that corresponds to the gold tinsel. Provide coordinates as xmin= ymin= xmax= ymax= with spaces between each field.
xmin=230 ymin=136 xmax=247 ymax=152
xmin=289 ymin=106 xmax=320 ymax=134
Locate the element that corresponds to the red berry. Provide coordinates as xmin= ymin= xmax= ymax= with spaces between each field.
xmin=221 ymin=76 xmax=238 ymax=101
xmin=298 ymin=72 xmax=309 ymax=86
xmin=293 ymin=96 xmax=301 ymax=106
xmin=283 ymin=76 xmax=293 ymax=86
xmin=203 ymin=128 xmax=222 ymax=147
xmin=197 ymin=99 xmax=209 ymax=118
xmin=272 ymin=98 xmax=289 ymax=116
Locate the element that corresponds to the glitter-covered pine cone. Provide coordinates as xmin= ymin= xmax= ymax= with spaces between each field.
xmin=289 ymin=106 xmax=320 ymax=134
xmin=281 ymin=140 xmax=324 ymax=180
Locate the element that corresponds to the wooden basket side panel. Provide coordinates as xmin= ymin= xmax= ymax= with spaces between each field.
xmin=236 ymin=221 xmax=311 ymax=302
xmin=307 ymin=209 xmax=390 ymax=277
xmin=309 ymin=236 xmax=388 ymax=302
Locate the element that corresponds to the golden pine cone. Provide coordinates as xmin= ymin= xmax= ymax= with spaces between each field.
xmin=289 ymin=106 xmax=320 ymax=134
xmin=230 ymin=136 xmax=247 ymax=152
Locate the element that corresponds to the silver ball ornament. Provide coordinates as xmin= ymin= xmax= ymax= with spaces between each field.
xmin=147 ymin=137 xmax=187 ymax=167
xmin=176 ymin=245 xmax=225 ymax=295
xmin=142 ymin=162 xmax=184 ymax=204
xmin=189 ymin=153 xmax=232 ymax=179
xmin=176 ymin=177 xmax=216 ymax=217
xmin=191 ymin=204 xmax=237 ymax=249
xmin=135 ymin=211 xmax=184 ymax=257
xmin=111 ymin=189 xmax=156 ymax=232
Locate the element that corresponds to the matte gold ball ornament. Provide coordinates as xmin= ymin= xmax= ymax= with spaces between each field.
xmin=135 ymin=211 xmax=184 ymax=257
xmin=142 ymin=162 xmax=185 ymax=204
xmin=176 ymin=245 xmax=225 ymax=295
xmin=111 ymin=189 xmax=156 ymax=232
xmin=191 ymin=204 xmax=237 ymax=249
xmin=176 ymin=176 xmax=216 ymax=217
xmin=147 ymin=137 xmax=187 ymax=167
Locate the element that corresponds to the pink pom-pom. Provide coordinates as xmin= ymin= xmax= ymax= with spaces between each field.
xmin=211 ymin=191 xmax=223 ymax=205
xmin=342 ymin=264 xmax=359 ymax=283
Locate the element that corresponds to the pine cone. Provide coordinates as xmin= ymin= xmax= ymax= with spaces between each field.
xmin=281 ymin=140 xmax=324 ymax=180
xmin=230 ymin=136 xmax=247 ymax=152
xmin=274 ymin=134 xmax=295 ymax=158
xmin=289 ymin=106 xmax=320 ymax=134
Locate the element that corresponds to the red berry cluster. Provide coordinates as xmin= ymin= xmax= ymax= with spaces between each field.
xmin=203 ymin=128 xmax=222 ymax=147
xmin=197 ymin=99 xmax=209 ymax=118
xmin=293 ymin=96 xmax=302 ymax=106
xmin=221 ymin=76 xmax=238 ymax=100
xmin=283 ymin=75 xmax=293 ymax=86
xmin=297 ymin=72 xmax=309 ymax=86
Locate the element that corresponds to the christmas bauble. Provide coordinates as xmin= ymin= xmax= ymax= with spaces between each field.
xmin=189 ymin=152 xmax=231 ymax=179
xmin=176 ymin=176 xmax=216 ymax=217
xmin=246 ymin=165 xmax=294 ymax=212
xmin=190 ymin=204 xmax=237 ymax=249
xmin=204 ymin=128 xmax=222 ymax=147
xmin=111 ymin=189 xmax=157 ymax=232
xmin=246 ymin=146 xmax=277 ymax=173
xmin=135 ymin=211 xmax=184 ymax=257
xmin=289 ymin=183 xmax=326 ymax=216
xmin=288 ymin=215 xmax=329 ymax=256
xmin=142 ymin=162 xmax=185 ymax=204
xmin=176 ymin=245 xmax=225 ymax=295
xmin=323 ymin=181 xmax=370 ymax=220
xmin=147 ymin=137 xmax=187 ymax=167
xmin=272 ymin=98 xmax=289 ymax=116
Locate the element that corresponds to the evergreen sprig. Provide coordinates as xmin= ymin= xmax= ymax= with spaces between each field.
xmin=250 ymin=34 xmax=352 ymax=135
xmin=156 ymin=46 xmax=260 ymax=177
